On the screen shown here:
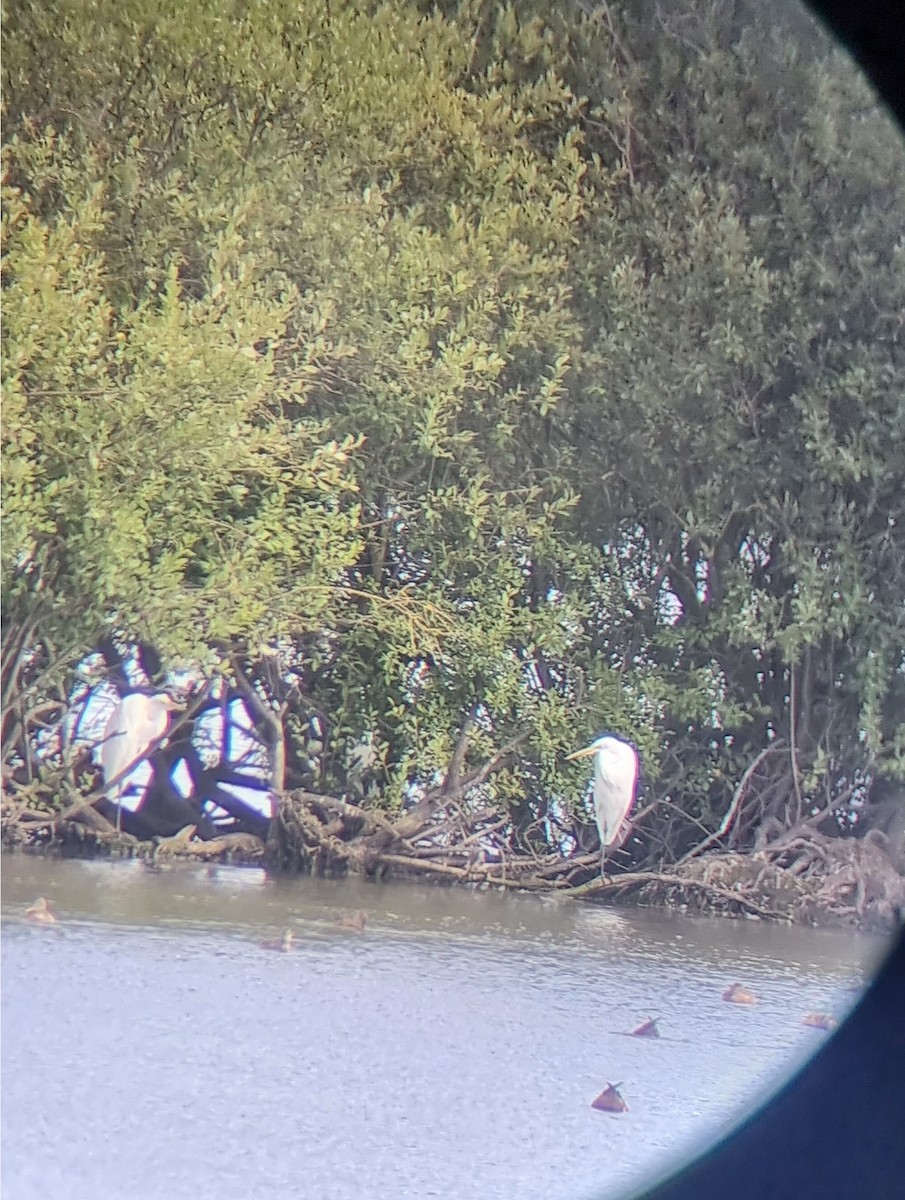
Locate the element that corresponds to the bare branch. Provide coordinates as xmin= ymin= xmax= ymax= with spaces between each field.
xmin=230 ymin=654 xmax=286 ymax=793
xmin=443 ymin=704 xmax=478 ymax=797
xmin=676 ymin=744 xmax=784 ymax=866
xmin=567 ymin=870 xmax=786 ymax=919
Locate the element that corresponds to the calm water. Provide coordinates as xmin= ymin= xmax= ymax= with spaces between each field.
xmin=1 ymin=855 xmax=887 ymax=1200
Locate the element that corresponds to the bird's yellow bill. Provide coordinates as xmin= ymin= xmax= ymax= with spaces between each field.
xmin=565 ymin=745 xmax=598 ymax=761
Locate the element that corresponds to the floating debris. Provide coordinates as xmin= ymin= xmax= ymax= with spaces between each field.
xmin=802 ymin=1012 xmax=838 ymax=1031
xmin=259 ymin=929 xmax=294 ymax=952
xmin=591 ymin=1083 xmax=628 ymax=1113
xmin=630 ymin=1017 xmax=661 ymax=1038
xmin=24 ymin=897 xmax=56 ymax=925
xmin=336 ymin=910 xmax=368 ymax=934
xmin=722 ymin=982 xmax=758 ymax=1005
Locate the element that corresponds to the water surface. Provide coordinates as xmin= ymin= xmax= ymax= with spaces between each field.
xmin=1 ymin=855 xmax=885 ymax=1200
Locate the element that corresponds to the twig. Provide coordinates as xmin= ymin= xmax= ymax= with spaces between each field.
xmin=295 ymin=791 xmax=400 ymax=840
xmin=567 ymin=870 xmax=786 ymax=920
xmin=676 ymin=745 xmax=781 ymax=866
xmin=657 ymin=798 xmax=714 ymax=843
xmin=230 ymin=655 xmax=286 ymax=793
xmin=375 ymin=852 xmax=564 ymax=890
xmin=765 ymin=786 xmax=858 ymax=848
xmin=394 ymin=733 xmax=529 ymax=837
xmin=444 ymin=705 xmax=478 ymax=797
xmin=788 ymin=666 xmax=805 ymax=824
xmin=532 ymin=851 xmax=599 ymax=879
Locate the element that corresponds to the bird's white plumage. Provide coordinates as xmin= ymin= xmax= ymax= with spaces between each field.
xmin=566 ymin=733 xmax=640 ymax=873
xmin=101 ymin=692 xmax=180 ymax=813
xmin=589 ymin=736 xmax=639 ymax=847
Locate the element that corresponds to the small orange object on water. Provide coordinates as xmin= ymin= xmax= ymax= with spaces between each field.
xmin=802 ymin=1012 xmax=837 ymax=1030
xmin=630 ymin=1017 xmax=660 ymax=1038
xmin=336 ymin=910 xmax=368 ymax=933
xmin=722 ymin=982 xmax=758 ymax=1004
xmin=591 ymin=1083 xmax=628 ymax=1113
xmin=260 ymin=929 xmax=294 ymax=952
xmin=25 ymin=897 xmax=56 ymax=925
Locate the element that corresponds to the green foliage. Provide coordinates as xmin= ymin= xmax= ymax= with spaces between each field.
xmin=550 ymin=0 xmax=905 ymax=826
xmin=3 ymin=0 xmax=903 ymax=855
xmin=2 ymin=131 xmax=361 ymax=669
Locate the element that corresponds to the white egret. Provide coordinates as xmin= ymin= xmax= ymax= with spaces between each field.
xmin=101 ymin=692 xmax=183 ymax=827
xmin=566 ymin=733 xmax=640 ymax=875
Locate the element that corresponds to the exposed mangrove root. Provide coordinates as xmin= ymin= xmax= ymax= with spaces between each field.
xmin=163 ymin=831 xmax=266 ymax=861
xmin=567 ymin=870 xmax=787 ymax=920
xmin=0 ymin=807 xmax=266 ymax=863
xmin=570 ymin=836 xmax=905 ymax=930
xmin=375 ymin=852 xmax=567 ymax=890
xmin=269 ymin=790 xmax=905 ymax=932
xmin=4 ymin=775 xmax=903 ymax=932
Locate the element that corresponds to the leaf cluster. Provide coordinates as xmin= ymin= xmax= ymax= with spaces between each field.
xmin=3 ymin=0 xmax=903 ymax=856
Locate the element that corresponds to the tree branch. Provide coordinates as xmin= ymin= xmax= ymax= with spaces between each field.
xmin=676 ymin=744 xmax=784 ymax=865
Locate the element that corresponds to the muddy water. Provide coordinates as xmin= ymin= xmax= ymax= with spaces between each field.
xmin=1 ymin=855 xmax=886 ymax=1200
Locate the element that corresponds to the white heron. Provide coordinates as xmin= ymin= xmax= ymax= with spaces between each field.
xmin=566 ymin=733 xmax=640 ymax=875
xmin=101 ymin=692 xmax=183 ymax=826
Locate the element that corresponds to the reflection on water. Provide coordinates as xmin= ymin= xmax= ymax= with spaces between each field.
xmin=1 ymin=856 xmax=886 ymax=1200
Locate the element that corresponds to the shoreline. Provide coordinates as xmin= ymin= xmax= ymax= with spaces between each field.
xmin=5 ymin=818 xmax=902 ymax=937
